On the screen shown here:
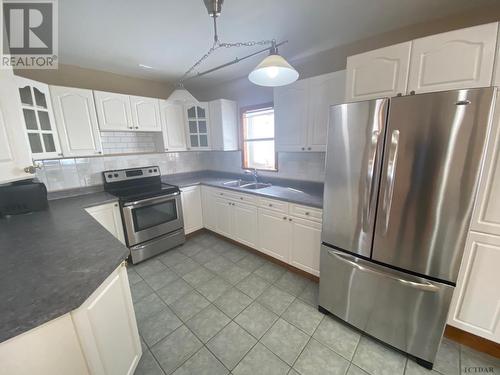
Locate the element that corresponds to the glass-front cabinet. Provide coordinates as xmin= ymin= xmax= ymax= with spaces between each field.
xmin=15 ymin=77 xmax=61 ymax=159
xmin=185 ymin=102 xmax=211 ymax=150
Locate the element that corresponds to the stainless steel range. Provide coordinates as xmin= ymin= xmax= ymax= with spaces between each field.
xmin=103 ymin=166 xmax=185 ymax=264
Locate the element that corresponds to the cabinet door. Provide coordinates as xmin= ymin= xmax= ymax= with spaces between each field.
xmin=201 ymin=187 xmax=217 ymax=230
xmin=94 ymin=91 xmax=133 ymax=131
xmin=130 ymin=95 xmax=161 ymax=132
xmin=15 ymin=76 xmax=62 ymax=159
xmin=274 ymin=79 xmax=309 ymax=152
xmin=50 ymin=85 xmax=102 ymax=157
xmin=258 ymin=208 xmax=291 ymax=262
xmin=185 ymin=102 xmax=211 ymax=150
xmin=232 ymin=202 xmax=258 ymax=249
xmin=86 ymin=202 xmax=126 ymax=244
xmin=494 ymin=26 xmax=500 ymax=87
xmin=159 ymin=100 xmax=187 ymax=151
xmin=290 ymin=217 xmax=321 ymax=276
xmin=181 ymin=186 xmax=203 ymax=234
xmin=307 ymin=71 xmax=346 ymax=151
xmin=215 ymin=197 xmax=233 ymax=238
xmin=0 ymin=70 xmax=33 ymax=183
xmin=209 ymin=99 xmax=238 ymax=151
xmin=408 ymin=23 xmax=498 ymax=94
xmin=345 ymin=42 xmax=412 ymax=102
xmin=471 ymin=91 xmax=500 ymax=236
xmin=72 ymin=264 xmax=142 ymax=375
xmin=448 ymin=231 xmax=500 ymax=342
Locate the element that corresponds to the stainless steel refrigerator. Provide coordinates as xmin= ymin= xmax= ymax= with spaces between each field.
xmin=319 ymin=88 xmax=496 ymax=368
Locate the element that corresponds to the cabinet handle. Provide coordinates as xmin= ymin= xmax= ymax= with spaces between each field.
xmin=114 ymin=203 xmax=118 ymax=207
xmin=269 ymin=204 xmax=273 ymax=207
xmin=58 ymin=153 xmax=63 ymax=156
xmin=283 ymin=216 xmax=287 ymax=220
xmin=307 ymin=147 xmax=312 ymax=151
xmin=305 ymin=212 xmax=310 ymax=216
xmin=410 ymin=90 xmax=416 ymax=95
xmin=289 ymin=218 xmax=292 ymax=222
xmin=165 ymin=148 xmax=169 ymax=151
xmin=301 ymin=147 xmax=305 ymax=151
xmin=135 ymin=126 xmax=139 ymax=129
xmin=24 ymin=164 xmax=41 ymax=174
xmin=240 ymin=197 xmax=243 ymax=200
xmin=95 ymin=151 xmax=102 ymax=154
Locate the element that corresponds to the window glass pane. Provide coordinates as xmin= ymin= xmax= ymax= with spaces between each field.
xmin=190 ymin=135 xmax=199 ymax=147
xmin=132 ymin=200 xmax=178 ymax=231
xmin=38 ymin=111 xmax=52 ymax=130
xmin=189 ymin=121 xmax=197 ymax=134
xmin=199 ymin=135 xmax=208 ymax=147
xmin=244 ymin=109 xmax=274 ymax=139
xmin=23 ymin=109 xmax=38 ymax=130
xmin=28 ymin=133 xmax=43 ymax=153
xmin=245 ymin=140 xmax=275 ymax=170
xmin=42 ymin=134 xmax=56 ymax=152
xmin=19 ymin=86 xmax=33 ymax=105
xmin=197 ymin=106 xmax=206 ymax=118
xmin=34 ymin=88 xmax=47 ymax=108
xmin=198 ymin=121 xmax=207 ymax=133
xmin=187 ymin=106 xmax=196 ymax=118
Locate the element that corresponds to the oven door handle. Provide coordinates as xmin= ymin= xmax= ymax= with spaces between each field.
xmin=123 ymin=192 xmax=180 ymax=208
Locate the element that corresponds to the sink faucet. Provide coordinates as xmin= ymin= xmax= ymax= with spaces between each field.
xmin=244 ymin=168 xmax=258 ymax=183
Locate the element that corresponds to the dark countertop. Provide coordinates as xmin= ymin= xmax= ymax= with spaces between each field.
xmin=163 ymin=171 xmax=324 ymax=209
xmin=0 ymin=192 xmax=129 ymax=343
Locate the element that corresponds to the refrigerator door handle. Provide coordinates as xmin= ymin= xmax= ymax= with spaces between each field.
xmin=326 ymin=249 xmax=439 ymax=292
xmin=382 ymin=130 xmax=400 ymax=234
xmin=363 ymin=130 xmax=380 ymax=231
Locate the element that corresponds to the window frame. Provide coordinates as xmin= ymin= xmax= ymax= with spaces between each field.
xmin=240 ymin=102 xmax=278 ymax=172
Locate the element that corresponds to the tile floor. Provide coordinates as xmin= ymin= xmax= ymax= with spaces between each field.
xmin=128 ymin=232 xmax=500 ymax=375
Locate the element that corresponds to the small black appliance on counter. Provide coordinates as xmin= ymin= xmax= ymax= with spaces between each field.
xmin=0 ymin=180 xmax=48 ymax=216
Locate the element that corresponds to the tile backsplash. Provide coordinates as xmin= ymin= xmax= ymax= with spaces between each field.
xmin=35 ymin=151 xmax=325 ymax=192
xmin=100 ymin=131 xmax=164 ymax=154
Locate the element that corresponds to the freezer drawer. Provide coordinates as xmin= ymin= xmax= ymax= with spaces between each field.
xmin=319 ymin=245 xmax=454 ymax=364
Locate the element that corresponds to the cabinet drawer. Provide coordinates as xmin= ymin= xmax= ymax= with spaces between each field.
xmin=258 ymin=197 xmax=289 ymax=214
xmin=290 ymin=204 xmax=322 ymax=222
xmin=213 ymin=188 xmax=258 ymax=205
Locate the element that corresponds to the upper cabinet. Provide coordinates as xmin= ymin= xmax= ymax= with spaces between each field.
xmin=94 ymin=91 xmax=133 ymax=131
xmin=345 ymin=42 xmax=412 ymax=102
xmin=0 ymin=70 xmax=33 ymax=183
xmin=185 ymin=102 xmax=211 ymax=150
xmin=159 ymin=100 xmax=187 ymax=151
xmin=408 ymin=23 xmax=498 ymax=94
xmin=275 ymin=71 xmax=345 ymax=152
xmin=129 ymin=95 xmax=161 ymax=132
xmin=15 ymin=77 xmax=62 ymax=159
xmin=209 ymin=99 xmax=239 ymax=151
xmin=495 ymin=27 xmax=500 ymax=87
xmin=50 ymin=86 xmax=102 ymax=157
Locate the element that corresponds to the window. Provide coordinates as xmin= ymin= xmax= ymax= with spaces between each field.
xmin=241 ymin=105 xmax=276 ymax=171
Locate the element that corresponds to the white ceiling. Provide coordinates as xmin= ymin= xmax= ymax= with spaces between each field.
xmin=59 ymin=0 xmax=496 ymax=90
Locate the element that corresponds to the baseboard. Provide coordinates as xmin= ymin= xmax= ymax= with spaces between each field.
xmin=194 ymin=228 xmax=320 ymax=283
xmin=444 ymin=325 xmax=500 ymax=359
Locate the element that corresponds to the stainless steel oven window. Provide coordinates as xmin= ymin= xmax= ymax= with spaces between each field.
xmin=131 ymin=200 xmax=178 ymax=232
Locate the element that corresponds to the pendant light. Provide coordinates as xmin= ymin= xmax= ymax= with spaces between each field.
xmin=248 ymin=41 xmax=299 ymax=87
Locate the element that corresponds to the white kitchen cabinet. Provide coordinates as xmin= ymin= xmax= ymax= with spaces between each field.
xmin=181 ymin=186 xmax=203 ymax=234
xmin=470 ymin=91 xmax=500 ymax=237
xmin=494 ymin=27 xmax=500 ymax=87
xmin=185 ymin=102 xmax=211 ymax=150
xmin=345 ymin=42 xmax=412 ymax=102
xmin=209 ymin=99 xmax=239 ymax=151
xmin=159 ymin=100 xmax=187 ymax=151
xmin=86 ymin=202 xmax=126 ymax=245
xmin=258 ymin=208 xmax=291 ymax=263
xmin=448 ymin=231 xmax=500 ymax=342
xmin=274 ymin=79 xmax=309 ymax=152
xmin=408 ymin=23 xmax=498 ymax=94
xmin=214 ymin=197 xmax=233 ymax=238
xmin=232 ymin=202 xmax=259 ymax=249
xmin=130 ymin=95 xmax=161 ymax=132
xmin=94 ymin=91 xmax=133 ymax=131
xmin=290 ymin=217 xmax=322 ymax=276
xmin=15 ymin=76 xmax=62 ymax=159
xmin=50 ymin=86 xmax=102 ymax=157
xmin=72 ymin=263 xmax=142 ymax=375
xmin=0 ymin=313 xmax=90 ymax=375
xmin=0 ymin=70 xmax=33 ymax=183
xmin=201 ymin=186 xmax=217 ymax=230
xmin=307 ymin=71 xmax=346 ymax=151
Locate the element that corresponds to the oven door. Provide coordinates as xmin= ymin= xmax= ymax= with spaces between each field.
xmin=122 ymin=192 xmax=184 ymax=246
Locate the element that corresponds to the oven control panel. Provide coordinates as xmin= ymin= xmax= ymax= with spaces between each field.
xmin=103 ymin=166 xmax=160 ymax=183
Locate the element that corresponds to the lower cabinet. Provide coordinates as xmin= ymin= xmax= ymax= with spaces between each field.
xmin=258 ymin=208 xmax=291 ymax=263
xmin=214 ymin=197 xmax=233 ymax=238
xmin=201 ymin=186 xmax=217 ymax=230
xmin=180 ymin=186 xmax=203 ymax=234
xmin=290 ymin=217 xmax=322 ymax=276
xmin=85 ymin=202 xmax=126 ymax=245
xmin=232 ymin=202 xmax=259 ymax=249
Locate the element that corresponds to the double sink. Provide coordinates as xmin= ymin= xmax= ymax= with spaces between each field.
xmin=223 ymin=179 xmax=272 ymax=190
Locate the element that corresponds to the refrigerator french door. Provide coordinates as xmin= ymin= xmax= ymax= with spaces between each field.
xmin=319 ymin=88 xmax=496 ymax=368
